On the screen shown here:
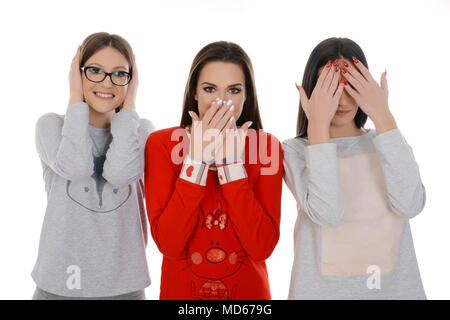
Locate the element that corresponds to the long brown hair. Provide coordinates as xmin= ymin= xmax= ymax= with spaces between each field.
xmin=79 ymin=32 xmax=134 ymax=113
xmin=296 ymin=37 xmax=369 ymax=137
xmin=180 ymin=41 xmax=263 ymax=129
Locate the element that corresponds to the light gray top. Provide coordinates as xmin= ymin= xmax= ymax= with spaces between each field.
xmin=283 ymin=128 xmax=426 ymax=299
xmin=32 ymin=102 xmax=155 ymax=297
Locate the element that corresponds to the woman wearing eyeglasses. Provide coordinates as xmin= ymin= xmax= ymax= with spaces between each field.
xmin=31 ymin=32 xmax=155 ymax=300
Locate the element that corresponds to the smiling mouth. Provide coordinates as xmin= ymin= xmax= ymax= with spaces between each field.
xmin=94 ymin=91 xmax=115 ymax=99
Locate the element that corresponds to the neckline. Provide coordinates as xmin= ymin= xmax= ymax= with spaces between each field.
xmin=329 ymin=128 xmax=373 ymax=141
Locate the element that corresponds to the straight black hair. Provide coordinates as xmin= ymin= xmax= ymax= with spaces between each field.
xmin=296 ymin=37 xmax=369 ymax=137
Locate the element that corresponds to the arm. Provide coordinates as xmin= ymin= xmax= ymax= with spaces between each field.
xmin=372 ymin=128 xmax=426 ymax=218
xmin=35 ymin=102 xmax=94 ymax=181
xmin=282 ymin=139 xmax=345 ymax=227
xmin=218 ymin=135 xmax=283 ymax=261
xmin=103 ymin=110 xmax=155 ymax=187
xmin=144 ymin=132 xmax=208 ymax=259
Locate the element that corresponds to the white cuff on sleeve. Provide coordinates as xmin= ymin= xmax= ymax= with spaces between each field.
xmin=179 ymin=156 xmax=209 ymax=186
xmin=216 ymin=156 xmax=247 ymax=184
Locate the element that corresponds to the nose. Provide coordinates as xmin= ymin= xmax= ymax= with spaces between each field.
xmin=205 ymin=247 xmax=227 ymax=263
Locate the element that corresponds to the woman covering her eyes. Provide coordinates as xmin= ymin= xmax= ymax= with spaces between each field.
xmin=31 ymin=32 xmax=155 ymax=300
xmin=144 ymin=41 xmax=283 ymax=300
xmin=283 ymin=37 xmax=426 ymax=299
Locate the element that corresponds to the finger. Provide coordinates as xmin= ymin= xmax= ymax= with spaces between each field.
xmin=380 ymin=70 xmax=388 ymax=96
xmin=343 ymin=62 xmax=366 ymax=89
xmin=342 ymin=69 xmax=363 ymax=92
xmin=315 ymin=60 xmax=332 ymax=90
xmin=332 ymin=81 xmax=344 ymax=104
xmin=351 ymin=56 xmax=375 ymax=83
xmin=296 ymin=83 xmax=309 ymax=105
xmin=215 ymin=104 xmax=234 ymax=132
xmin=327 ymin=64 xmax=340 ymax=94
xmin=296 ymin=84 xmax=310 ymax=118
xmin=320 ymin=59 xmax=336 ymax=91
xmin=132 ymin=53 xmax=138 ymax=80
xmin=209 ymin=99 xmax=231 ymax=128
xmin=230 ymin=116 xmax=237 ymax=130
xmin=188 ymin=110 xmax=200 ymax=122
xmin=202 ymin=99 xmax=222 ymax=125
xmin=241 ymin=121 xmax=252 ymax=131
xmin=343 ymin=81 xmax=360 ymax=101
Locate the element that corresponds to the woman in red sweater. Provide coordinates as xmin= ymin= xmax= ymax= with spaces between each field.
xmin=144 ymin=41 xmax=283 ymax=300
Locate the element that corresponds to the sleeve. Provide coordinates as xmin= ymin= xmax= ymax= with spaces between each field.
xmin=144 ymin=132 xmax=208 ymax=259
xmin=282 ymin=139 xmax=345 ymax=227
xmin=218 ymin=134 xmax=283 ymax=261
xmin=35 ymin=102 xmax=94 ymax=181
xmin=102 ymin=109 xmax=156 ymax=187
xmin=372 ymin=128 xmax=426 ymax=219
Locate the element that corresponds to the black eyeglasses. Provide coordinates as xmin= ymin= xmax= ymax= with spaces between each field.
xmin=80 ymin=66 xmax=132 ymax=86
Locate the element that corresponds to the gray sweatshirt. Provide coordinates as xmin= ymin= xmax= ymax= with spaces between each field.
xmin=32 ymin=102 xmax=155 ymax=297
xmin=283 ymin=128 xmax=426 ymax=299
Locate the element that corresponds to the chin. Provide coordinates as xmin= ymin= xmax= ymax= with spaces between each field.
xmin=87 ymin=101 xmax=118 ymax=114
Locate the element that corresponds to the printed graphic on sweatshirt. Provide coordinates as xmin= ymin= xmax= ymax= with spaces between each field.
xmin=66 ymin=155 xmax=131 ymax=213
xmin=320 ymin=153 xmax=403 ymax=276
xmin=184 ymin=200 xmax=247 ymax=300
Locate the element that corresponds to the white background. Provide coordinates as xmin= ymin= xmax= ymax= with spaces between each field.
xmin=0 ymin=0 xmax=449 ymax=299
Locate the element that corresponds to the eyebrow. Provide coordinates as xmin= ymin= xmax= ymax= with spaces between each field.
xmin=87 ymin=62 xmax=128 ymax=71
xmin=201 ymin=82 xmax=243 ymax=87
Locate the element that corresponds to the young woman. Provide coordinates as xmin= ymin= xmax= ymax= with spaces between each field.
xmin=283 ymin=37 xmax=426 ymax=299
xmin=31 ymin=32 xmax=154 ymax=300
xmin=144 ymin=41 xmax=283 ymax=300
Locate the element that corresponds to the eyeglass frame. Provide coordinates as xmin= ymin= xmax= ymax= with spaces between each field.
xmin=80 ymin=66 xmax=132 ymax=86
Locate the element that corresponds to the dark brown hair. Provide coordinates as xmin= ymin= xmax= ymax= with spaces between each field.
xmin=79 ymin=32 xmax=134 ymax=113
xmin=296 ymin=37 xmax=369 ymax=137
xmin=180 ymin=41 xmax=263 ymax=129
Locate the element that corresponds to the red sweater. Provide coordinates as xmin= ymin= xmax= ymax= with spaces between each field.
xmin=144 ymin=126 xmax=282 ymax=300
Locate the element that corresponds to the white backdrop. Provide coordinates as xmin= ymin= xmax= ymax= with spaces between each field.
xmin=0 ymin=0 xmax=449 ymax=300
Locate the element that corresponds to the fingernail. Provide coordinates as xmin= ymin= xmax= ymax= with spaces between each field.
xmin=227 ymin=100 xmax=232 ymax=106
xmin=343 ymin=79 xmax=348 ymax=86
xmin=229 ymin=105 xmax=234 ymax=112
xmin=342 ymin=69 xmax=347 ymax=74
xmin=326 ymin=60 xmax=332 ymax=68
xmin=335 ymin=67 xmax=339 ymax=72
xmin=344 ymin=62 xmax=349 ymax=68
xmin=218 ymin=99 xmax=223 ymax=105
xmin=333 ymin=59 xmax=339 ymax=66
xmin=230 ymin=116 xmax=234 ymax=122
xmin=248 ymin=121 xmax=253 ymax=128
xmin=188 ymin=111 xmax=193 ymax=117
xmin=352 ymin=57 xmax=359 ymax=64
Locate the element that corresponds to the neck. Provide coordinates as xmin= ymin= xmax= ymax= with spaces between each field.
xmin=329 ymin=122 xmax=366 ymax=139
xmin=89 ymin=106 xmax=115 ymax=128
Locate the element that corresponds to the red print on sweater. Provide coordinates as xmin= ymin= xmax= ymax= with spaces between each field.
xmin=185 ymin=200 xmax=247 ymax=300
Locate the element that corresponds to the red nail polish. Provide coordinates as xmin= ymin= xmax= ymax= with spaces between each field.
xmin=333 ymin=59 xmax=339 ymax=66
xmin=352 ymin=57 xmax=359 ymax=64
xmin=342 ymin=69 xmax=347 ymax=74
xmin=326 ymin=60 xmax=332 ymax=68
xmin=344 ymin=62 xmax=349 ymax=68
xmin=343 ymin=79 xmax=348 ymax=86
xmin=335 ymin=67 xmax=339 ymax=72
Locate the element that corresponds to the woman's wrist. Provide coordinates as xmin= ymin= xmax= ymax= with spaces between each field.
xmin=68 ymin=95 xmax=84 ymax=107
xmin=307 ymin=123 xmax=330 ymax=145
xmin=372 ymin=110 xmax=397 ymax=134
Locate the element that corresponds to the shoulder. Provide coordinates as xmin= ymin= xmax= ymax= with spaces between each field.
xmin=36 ymin=112 xmax=64 ymax=134
xmin=282 ymin=136 xmax=308 ymax=153
xmin=138 ymin=118 xmax=156 ymax=139
xmin=145 ymin=126 xmax=186 ymax=148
